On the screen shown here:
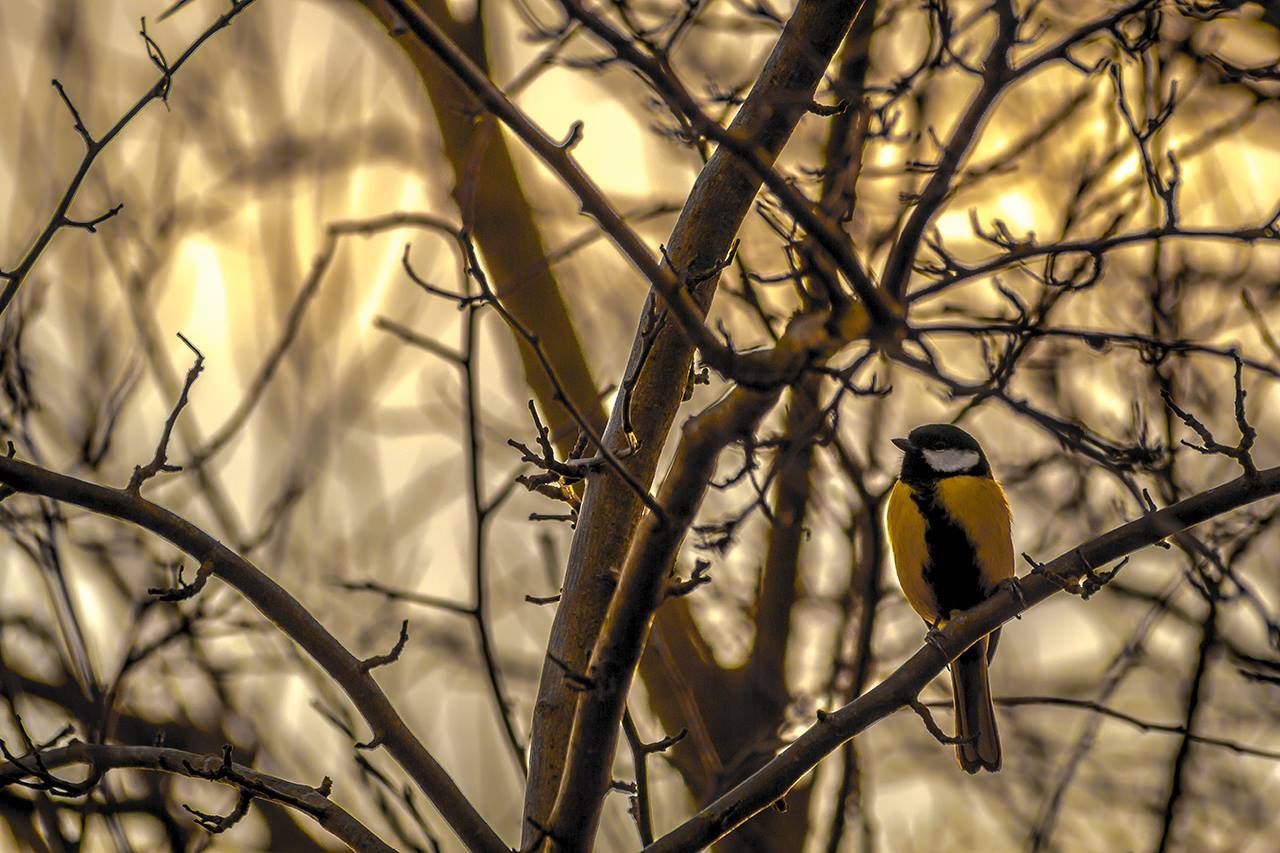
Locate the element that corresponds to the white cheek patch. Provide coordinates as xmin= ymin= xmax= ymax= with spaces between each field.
xmin=922 ymin=448 xmax=981 ymax=473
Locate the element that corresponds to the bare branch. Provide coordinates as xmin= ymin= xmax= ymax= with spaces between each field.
xmin=0 ymin=740 xmax=394 ymax=852
xmin=647 ymin=465 xmax=1280 ymax=851
xmin=127 ymin=333 xmax=203 ymax=494
xmin=360 ymin=621 xmax=411 ymax=672
xmin=0 ymin=0 xmax=261 ymax=317
xmin=0 ymin=456 xmax=506 ymax=853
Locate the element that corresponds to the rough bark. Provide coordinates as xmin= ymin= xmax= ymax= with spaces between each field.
xmin=522 ymin=4 xmax=871 ymax=841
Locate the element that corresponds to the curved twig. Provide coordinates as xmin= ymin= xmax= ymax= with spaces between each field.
xmin=0 ymin=740 xmax=395 ymax=853
xmin=0 ymin=456 xmax=506 ymax=853
xmin=646 ymin=465 xmax=1280 ymax=852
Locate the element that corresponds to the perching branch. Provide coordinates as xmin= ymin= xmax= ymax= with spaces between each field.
xmin=646 ymin=465 xmax=1280 ymax=852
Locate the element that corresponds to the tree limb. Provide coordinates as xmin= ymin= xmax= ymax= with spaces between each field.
xmin=0 ymin=740 xmax=394 ymax=853
xmin=646 ymin=465 xmax=1280 ymax=851
xmin=0 ymin=457 xmax=506 ymax=853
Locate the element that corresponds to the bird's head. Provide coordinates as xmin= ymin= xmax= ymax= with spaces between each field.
xmin=893 ymin=423 xmax=991 ymax=481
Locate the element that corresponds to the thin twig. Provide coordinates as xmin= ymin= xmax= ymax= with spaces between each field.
xmin=127 ymin=333 xmax=203 ymax=494
xmin=0 ymin=0 xmax=261 ymax=316
xmin=0 ymin=456 xmax=507 ymax=853
xmin=0 ymin=740 xmax=394 ymax=852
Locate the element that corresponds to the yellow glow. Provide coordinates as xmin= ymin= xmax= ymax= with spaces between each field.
xmin=173 ymin=239 xmax=229 ymax=346
xmin=994 ymin=190 xmax=1035 ymax=232
xmin=874 ymin=143 xmax=899 ymax=167
xmin=1112 ymin=150 xmax=1142 ymax=182
xmin=935 ymin=208 xmax=972 ymax=242
xmin=520 ymin=69 xmax=652 ymax=197
xmin=5 ymin=4 xmax=1280 ymax=850
xmin=356 ymin=178 xmax=436 ymax=330
xmin=1237 ymin=142 xmax=1280 ymax=217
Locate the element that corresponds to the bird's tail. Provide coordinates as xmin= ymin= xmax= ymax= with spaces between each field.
xmin=950 ymin=635 xmax=1001 ymax=773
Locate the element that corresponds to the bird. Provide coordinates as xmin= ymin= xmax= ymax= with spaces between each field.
xmin=885 ymin=423 xmax=1014 ymax=773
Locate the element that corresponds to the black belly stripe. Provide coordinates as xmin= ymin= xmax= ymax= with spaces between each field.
xmin=907 ymin=483 xmax=986 ymax=617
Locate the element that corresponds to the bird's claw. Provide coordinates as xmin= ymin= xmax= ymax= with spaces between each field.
xmin=924 ymin=625 xmax=949 ymax=658
xmin=997 ymin=577 xmax=1027 ymax=615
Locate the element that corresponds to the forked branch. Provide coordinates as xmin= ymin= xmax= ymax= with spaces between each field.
xmin=647 ymin=465 xmax=1280 ymax=851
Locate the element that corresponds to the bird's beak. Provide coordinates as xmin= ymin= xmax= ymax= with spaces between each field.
xmin=891 ymin=437 xmax=912 ymax=452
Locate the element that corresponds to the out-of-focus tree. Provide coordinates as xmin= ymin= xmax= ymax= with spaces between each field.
xmin=1 ymin=0 xmax=1278 ymax=850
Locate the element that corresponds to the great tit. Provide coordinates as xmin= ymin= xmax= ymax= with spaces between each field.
xmin=885 ymin=423 xmax=1013 ymax=773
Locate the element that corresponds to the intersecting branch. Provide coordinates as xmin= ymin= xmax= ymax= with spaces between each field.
xmin=0 ymin=0 xmax=261 ymax=316
xmin=0 ymin=740 xmax=394 ymax=853
xmin=646 ymin=464 xmax=1280 ymax=851
xmin=0 ymin=456 xmax=506 ymax=853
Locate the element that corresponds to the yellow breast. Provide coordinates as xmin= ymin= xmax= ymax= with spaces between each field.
xmin=885 ymin=476 xmax=1013 ymax=624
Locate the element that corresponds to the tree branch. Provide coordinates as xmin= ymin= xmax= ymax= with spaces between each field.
xmin=0 ymin=740 xmax=393 ymax=853
xmin=513 ymin=0 xmax=877 ymax=838
xmin=646 ymin=465 xmax=1280 ymax=852
xmin=0 ymin=457 xmax=505 ymax=853
xmin=0 ymin=0 xmax=261 ymax=317
xmin=544 ymin=314 xmax=841 ymax=847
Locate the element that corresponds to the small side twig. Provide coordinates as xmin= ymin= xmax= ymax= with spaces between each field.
xmin=1161 ymin=351 xmax=1258 ymax=477
xmin=147 ymin=557 xmax=215 ymax=602
xmin=547 ymin=653 xmax=594 ymax=691
xmin=907 ymin=699 xmax=967 ymax=745
xmin=665 ymin=559 xmax=712 ymax=598
xmin=138 ymin=17 xmax=174 ymax=106
xmin=63 ymin=203 xmax=125 ymax=233
xmin=185 ymin=788 xmax=253 ymax=834
xmin=622 ymin=709 xmax=686 ymax=846
xmin=360 ymin=621 xmax=411 ymax=672
xmin=127 ymin=333 xmax=204 ymax=494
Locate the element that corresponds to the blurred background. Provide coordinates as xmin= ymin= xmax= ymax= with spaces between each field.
xmin=1 ymin=0 xmax=1278 ymax=850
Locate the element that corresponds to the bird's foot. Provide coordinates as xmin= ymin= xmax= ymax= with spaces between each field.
xmin=997 ymin=576 xmax=1027 ymax=615
xmin=924 ymin=624 xmax=949 ymax=659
